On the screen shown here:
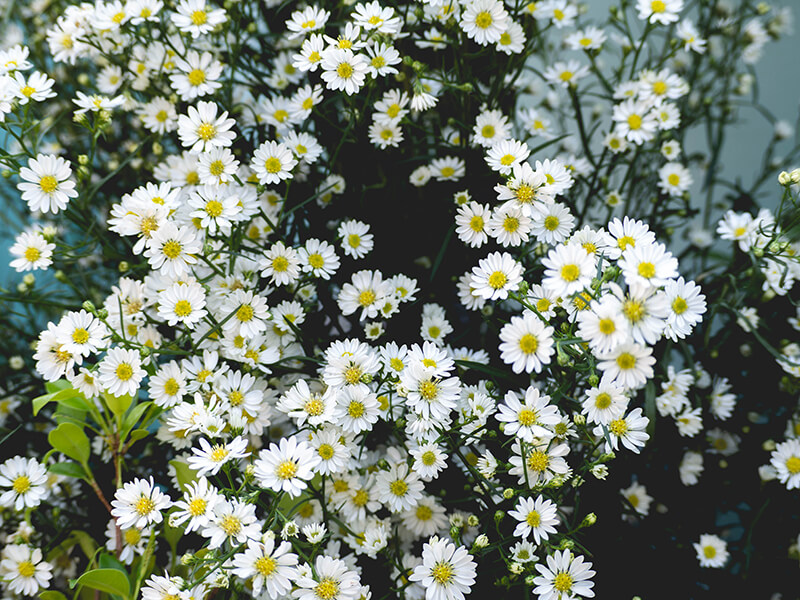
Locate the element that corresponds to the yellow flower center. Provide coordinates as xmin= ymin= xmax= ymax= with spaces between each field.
xmin=116 ymin=363 xmax=134 ymax=381
xmin=560 ymin=264 xmax=580 ymax=282
xmin=318 ymin=444 xmax=335 ymax=460
xmin=440 ymin=166 xmax=455 ymax=178
xmin=188 ymin=497 xmax=207 ymax=516
xmin=188 ymin=69 xmax=206 ymax=86
xmin=651 ymin=0 xmax=666 ymax=13
xmin=123 ymin=528 xmax=141 ymax=545
xmin=526 ymin=510 xmax=541 ymax=527
xmin=609 ymin=417 xmax=628 ymax=436
xmin=518 ymin=333 xmax=538 ymax=354
xmin=210 ymin=445 xmax=229 ymax=462
xmin=315 ymin=578 xmax=339 ymax=600
xmin=24 ymin=247 xmax=41 ymax=262
xmin=637 ymin=262 xmax=656 ymax=279
xmin=416 ymin=505 xmax=433 ymax=520
xmin=481 ymin=124 xmax=495 ymax=139
xmin=358 ymin=289 xmax=376 ymax=306
xmin=595 ymin=393 xmax=612 ymax=409
xmin=389 ymin=479 xmax=408 ymax=497
xmin=276 ymin=460 xmax=297 ymax=479
xmin=12 ymin=475 xmax=31 ymax=494
xmin=503 ymin=216 xmax=519 ymax=233
xmin=191 ymin=10 xmax=207 ymax=25
xmin=616 ymin=352 xmax=636 ymax=370
xmin=419 ymin=380 xmax=438 ymax=401
xmin=672 ymin=297 xmax=688 ymax=314
xmin=431 ymin=562 xmax=454 ymax=585
xmin=255 ymin=556 xmax=277 ymax=577
xmin=527 ymin=450 xmax=549 ymax=472
xmin=518 ymin=408 xmax=537 ymax=426
xmin=786 ymin=456 xmax=800 ymax=474
xmin=236 ymin=304 xmax=254 ymax=322
xmin=173 ymin=300 xmax=193 ymax=317
xmin=469 ymin=215 xmax=484 ymax=232
xmin=39 ymin=175 xmax=58 ymax=193
xmin=162 ymin=240 xmax=182 ymax=259
xmin=220 ymin=515 xmax=241 ymax=535
xmin=544 ymin=216 xmax=560 ymax=231
xmin=475 ymin=11 xmax=493 ymax=28
xmin=488 ymin=271 xmax=507 ymax=289
xmin=347 ymin=400 xmax=365 ymax=418
xmin=135 ymin=495 xmax=155 ymax=515
xmin=553 ymin=572 xmax=573 ymax=592
xmin=627 ymin=114 xmax=642 ymax=130
xmin=20 ymin=85 xmax=35 ymax=97
xmin=17 ymin=561 xmax=36 ymax=578
xmin=622 ymin=300 xmax=644 ymax=323
xmin=337 ymin=62 xmax=354 ymax=79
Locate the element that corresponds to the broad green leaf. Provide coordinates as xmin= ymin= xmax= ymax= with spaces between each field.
xmin=127 ymin=429 xmax=149 ymax=444
xmin=71 ymin=568 xmax=130 ymax=598
xmin=48 ymin=423 xmax=90 ymax=465
xmin=45 ymin=379 xmax=71 ymax=394
xmin=103 ymin=392 xmax=133 ymax=417
xmin=40 ymin=592 xmax=68 ymax=600
xmin=98 ymin=553 xmax=127 ymax=574
xmin=169 ymin=459 xmax=198 ymax=492
xmin=48 ymin=461 xmax=87 ymax=481
xmin=33 ymin=386 xmax=88 ymax=416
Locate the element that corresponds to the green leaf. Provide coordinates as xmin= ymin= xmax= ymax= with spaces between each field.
xmin=48 ymin=461 xmax=87 ymax=481
xmin=45 ymin=379 xmax=71 ymax=395
xmin=98 ymin=553 xmax=127 ymax=574
xmin=169 ymin=459 xmax=198 ymax=492
xmin=48 ymin=423 xmax=90 ymax=465
xmin=71 ymin=568 xmax=130 ymax=598
xmin=103 ymin=392 xmax=133 ymax=417
xmin=121 ymin=402 xmax=152 ymax=437
xmin=39 ymin=592 xmax=68 ymax=600
xmin=33 ymin=385 xmax=88 ymax=416
xmin=70 ymin=531 xmax=97 ymax=560
xmin=128 ymin=429 xmax=149 ymax=444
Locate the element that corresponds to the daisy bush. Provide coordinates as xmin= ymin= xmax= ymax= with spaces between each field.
xmin=0 ymin=0 xmax=799 ymax=598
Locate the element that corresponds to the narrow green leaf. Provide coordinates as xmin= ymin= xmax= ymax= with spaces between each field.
xmin=48 ymin=423 xmax=90 ymax=465
xmin=71 ymin=568 xmax=130 ymax=598
xmin=121 ymin=402 xmax=152 ymax=437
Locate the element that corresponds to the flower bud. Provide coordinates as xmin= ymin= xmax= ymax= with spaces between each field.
xmin=473 ymin=534 xmax=488 ymax=549
xmin=581 ymin=513 xmax=597 ymax=527
xmin=23 ymin=273 xmax=35 ymax=287
xmin=503 ymin=488 xmax=515 ymax=500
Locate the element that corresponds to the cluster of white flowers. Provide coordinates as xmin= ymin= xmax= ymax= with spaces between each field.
xmin=2 ymin=0 xmax=800 ymax=597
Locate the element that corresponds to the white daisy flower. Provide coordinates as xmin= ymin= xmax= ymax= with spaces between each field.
xmin=169 ymin=476 xmax=222 ymax=532
xmin=541 ymin=243 xmax=596 ymax=297
xmin=619 ymin=241 xmax=679 ymax=289
xmin=582 ymin=378 xmax=628 ymax=425
xmin=496 ymin=386 xmax=560 ymax=441
xmin=770 ymin=438 xmax=800 ymax=490
xmin=252 ymin=140 xmax=297 ymax=185
xmin=533 ymin=549 xmax=595 ymax=600
xmin=253 ymin=435 xmax=320 ymax=497
xmin=693 ymin=534 xmax=729 ymax=568
xmin=509 ymin=495 xmax=559 ymax=543
xmin=293 ymin=555 xmax=362 ymax=600
xmin=0 ymin=544 xmax=53 ymax=596
xmin=299 ymin=238 xmax=340 ymax=279
xmin=460 ymin=0 xmax=509 ymax=45
xmin=260 ymin=241 xmax=301 ymax=286
xmin=408 ymin=536 xmax=477 ymax=600
xmin=187 ymin=436 xmax=250 ymax=477
xmin=157 ymin=281 xmax=207 ymax=328
xmin=17 ymin=154 xmax=78 ymax=214
xmin=470 ymin=251 xmax=523 ymax=300
xmin=170 ymin=51 xmax=223 ymax=101
xmin=144 ymin=222 xmax=202 ymax=278
xmin=338 ymin=219 xmax=374 ymax=259
xmin=498 ymin=311 xmax=556 ymax=374
xmin=232 ymin=538 xmax=299 ymax=600
xmin=177 ymin=100 xmax=236 ymax=153
xmin=201 ymin=498 xmax=260 ymax=549
xmin=110 ymin=476 xmax=172 ymax=530
xmin=98 ymin=347 xmax=146 ymax=398
xmin=594 ymin=407 xmax=650 ymax=453
xmin=320 ymin=47 xmax=368 ymax=95
xmin=455 ymin=202 xmax=491 ymax=248
xmin=9 ymin=231 xmax=55 ymax=272
xmin=0 ymin=456 xmax=48 ymax=511
xmin=170 ymin=0 xmax=226 ymax=37
xmin=597 ymin=342 xmax=655 ymax=390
